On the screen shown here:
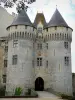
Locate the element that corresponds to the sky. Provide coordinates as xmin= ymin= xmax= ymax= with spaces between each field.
xmin=3 ymin=0 xmax=75 ymax=72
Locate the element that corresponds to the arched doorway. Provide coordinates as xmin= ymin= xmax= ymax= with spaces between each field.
xmin=35 ymin=77 xmax=44 ymax=91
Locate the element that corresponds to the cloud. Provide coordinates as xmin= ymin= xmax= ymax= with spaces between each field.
xmin=71 ymin=0 xmax=75 ymax=4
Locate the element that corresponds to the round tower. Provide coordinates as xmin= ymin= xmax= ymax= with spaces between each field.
xmin=6 ymin=9 xmax=36 ymax=95
xmin=44 ymin=9 xmax=73 ymax=95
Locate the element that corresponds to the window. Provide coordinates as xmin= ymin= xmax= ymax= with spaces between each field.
xmin=38 ymin=27 xmax=42 ymax=33
xmin=55 ymin=26 xmax=57 ymax=30
xmin=46 ymin=43 xmax=48 ymax=49
xmin=37 ymin=43 xmax=42 ymax=49
xmin=46 ymin=28 xmax=48 ymax=32
xmin=37 ymin=58 xmax=42 ymax=66
xmin=3 ymin=75 xmax=6 ymax=83
xmin=64 ymin=56 xmax=69 ymax=66
xmin=25 ymin=25 xmax=27 ymax=29
xmin=13 ymin=40 xmax=18 ymax=47
xmin=5 ymin=46 xmax=8 ymax=52
xmin=4 ymin=60 xmax=7 ymax=67
xmin=15 ymin=25 xmax=17 ymax=29
xmin=66 ymin=27 xmax=68 ymax=31
xmin=64 ymin=42 xmax=68 ymax=49
xmin=12 ymin=55 xmax=18 ymax=65
xmin=46 ymin=61 xmax=48 ymax=67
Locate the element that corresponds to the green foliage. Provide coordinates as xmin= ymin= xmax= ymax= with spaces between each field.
xmin=61 ymin=94 xmax=73 ymax=100
xmin=0 ymin=0 xmax=36 ymax=12
xmin=0 ymin=86 xmax=5 ymax=96
xmin=14 ymin=87 xmax=22 ymax=96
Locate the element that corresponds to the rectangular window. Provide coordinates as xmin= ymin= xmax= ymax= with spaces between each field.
xmin=46 ymin=43 xmax=48 ymax=49
xmin=64 ymin=56 xmax=69 ymax=66
xmin=12 ymin=55 xmax=18 ymax=65
xmin=37 ymin=43 xmax=42 ymax=49
xmin=5 ymin=46 xmax=8 ymax=52
xmin=13 ymin=40 xmax=18 ymax=47
xmin=15 ymin=25 xmax=17 ymax=29
xmin=64 ymin=42 xmax=68 ymax=49
xmin=25 ymin=25 xmax=27 ymax=29
xmin=55 ymin=26 xmax=57 ymax=30
xmin=46 ymin=28 xmax=48 ymax=32
xmin=46 ymin=60 xmax=48 ymax=67
xmin=3 ymin=75 xmax=6 ymax=83
xmin=37 ymin=58 xmax=42 ymax=66
xmin=38 ymin=28 xmax=42 ymax=33
xmin=4 ymin=60 xmax=7 ymax=67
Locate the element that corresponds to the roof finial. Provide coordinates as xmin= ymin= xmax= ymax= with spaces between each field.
xmin=56 ymin=5 xmax=57 ymax=9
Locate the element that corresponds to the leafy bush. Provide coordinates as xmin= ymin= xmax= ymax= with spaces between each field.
xmin=14 ymin=87 xmax=22 ymax=96
xmin=61 ymin=94 xmax=73 ymax=99
xmin=0 ymin=86 xmax=6 ymax=96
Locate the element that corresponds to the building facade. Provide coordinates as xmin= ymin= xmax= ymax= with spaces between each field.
xmin=4 ymin=8 xmax=73 ymax=96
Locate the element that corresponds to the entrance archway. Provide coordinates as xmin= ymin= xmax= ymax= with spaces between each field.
xmin=35 ymin=77 xmax=44 ymax=91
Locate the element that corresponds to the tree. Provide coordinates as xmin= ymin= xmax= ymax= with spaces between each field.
xmin=0 ymin=0 xmax=36 ymax=12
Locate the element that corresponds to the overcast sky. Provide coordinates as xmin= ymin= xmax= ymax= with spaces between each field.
xmin=5 ymin=0 xmax=75 ymax=72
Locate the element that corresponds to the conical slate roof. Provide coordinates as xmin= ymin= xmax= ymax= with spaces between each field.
xmin=33 ymin=13 xmax=47 ymax=28
xmin=47 ymin=9 xmax=69 ymax=28
xmin=7 ymin=9 xmax=33 ymax=28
